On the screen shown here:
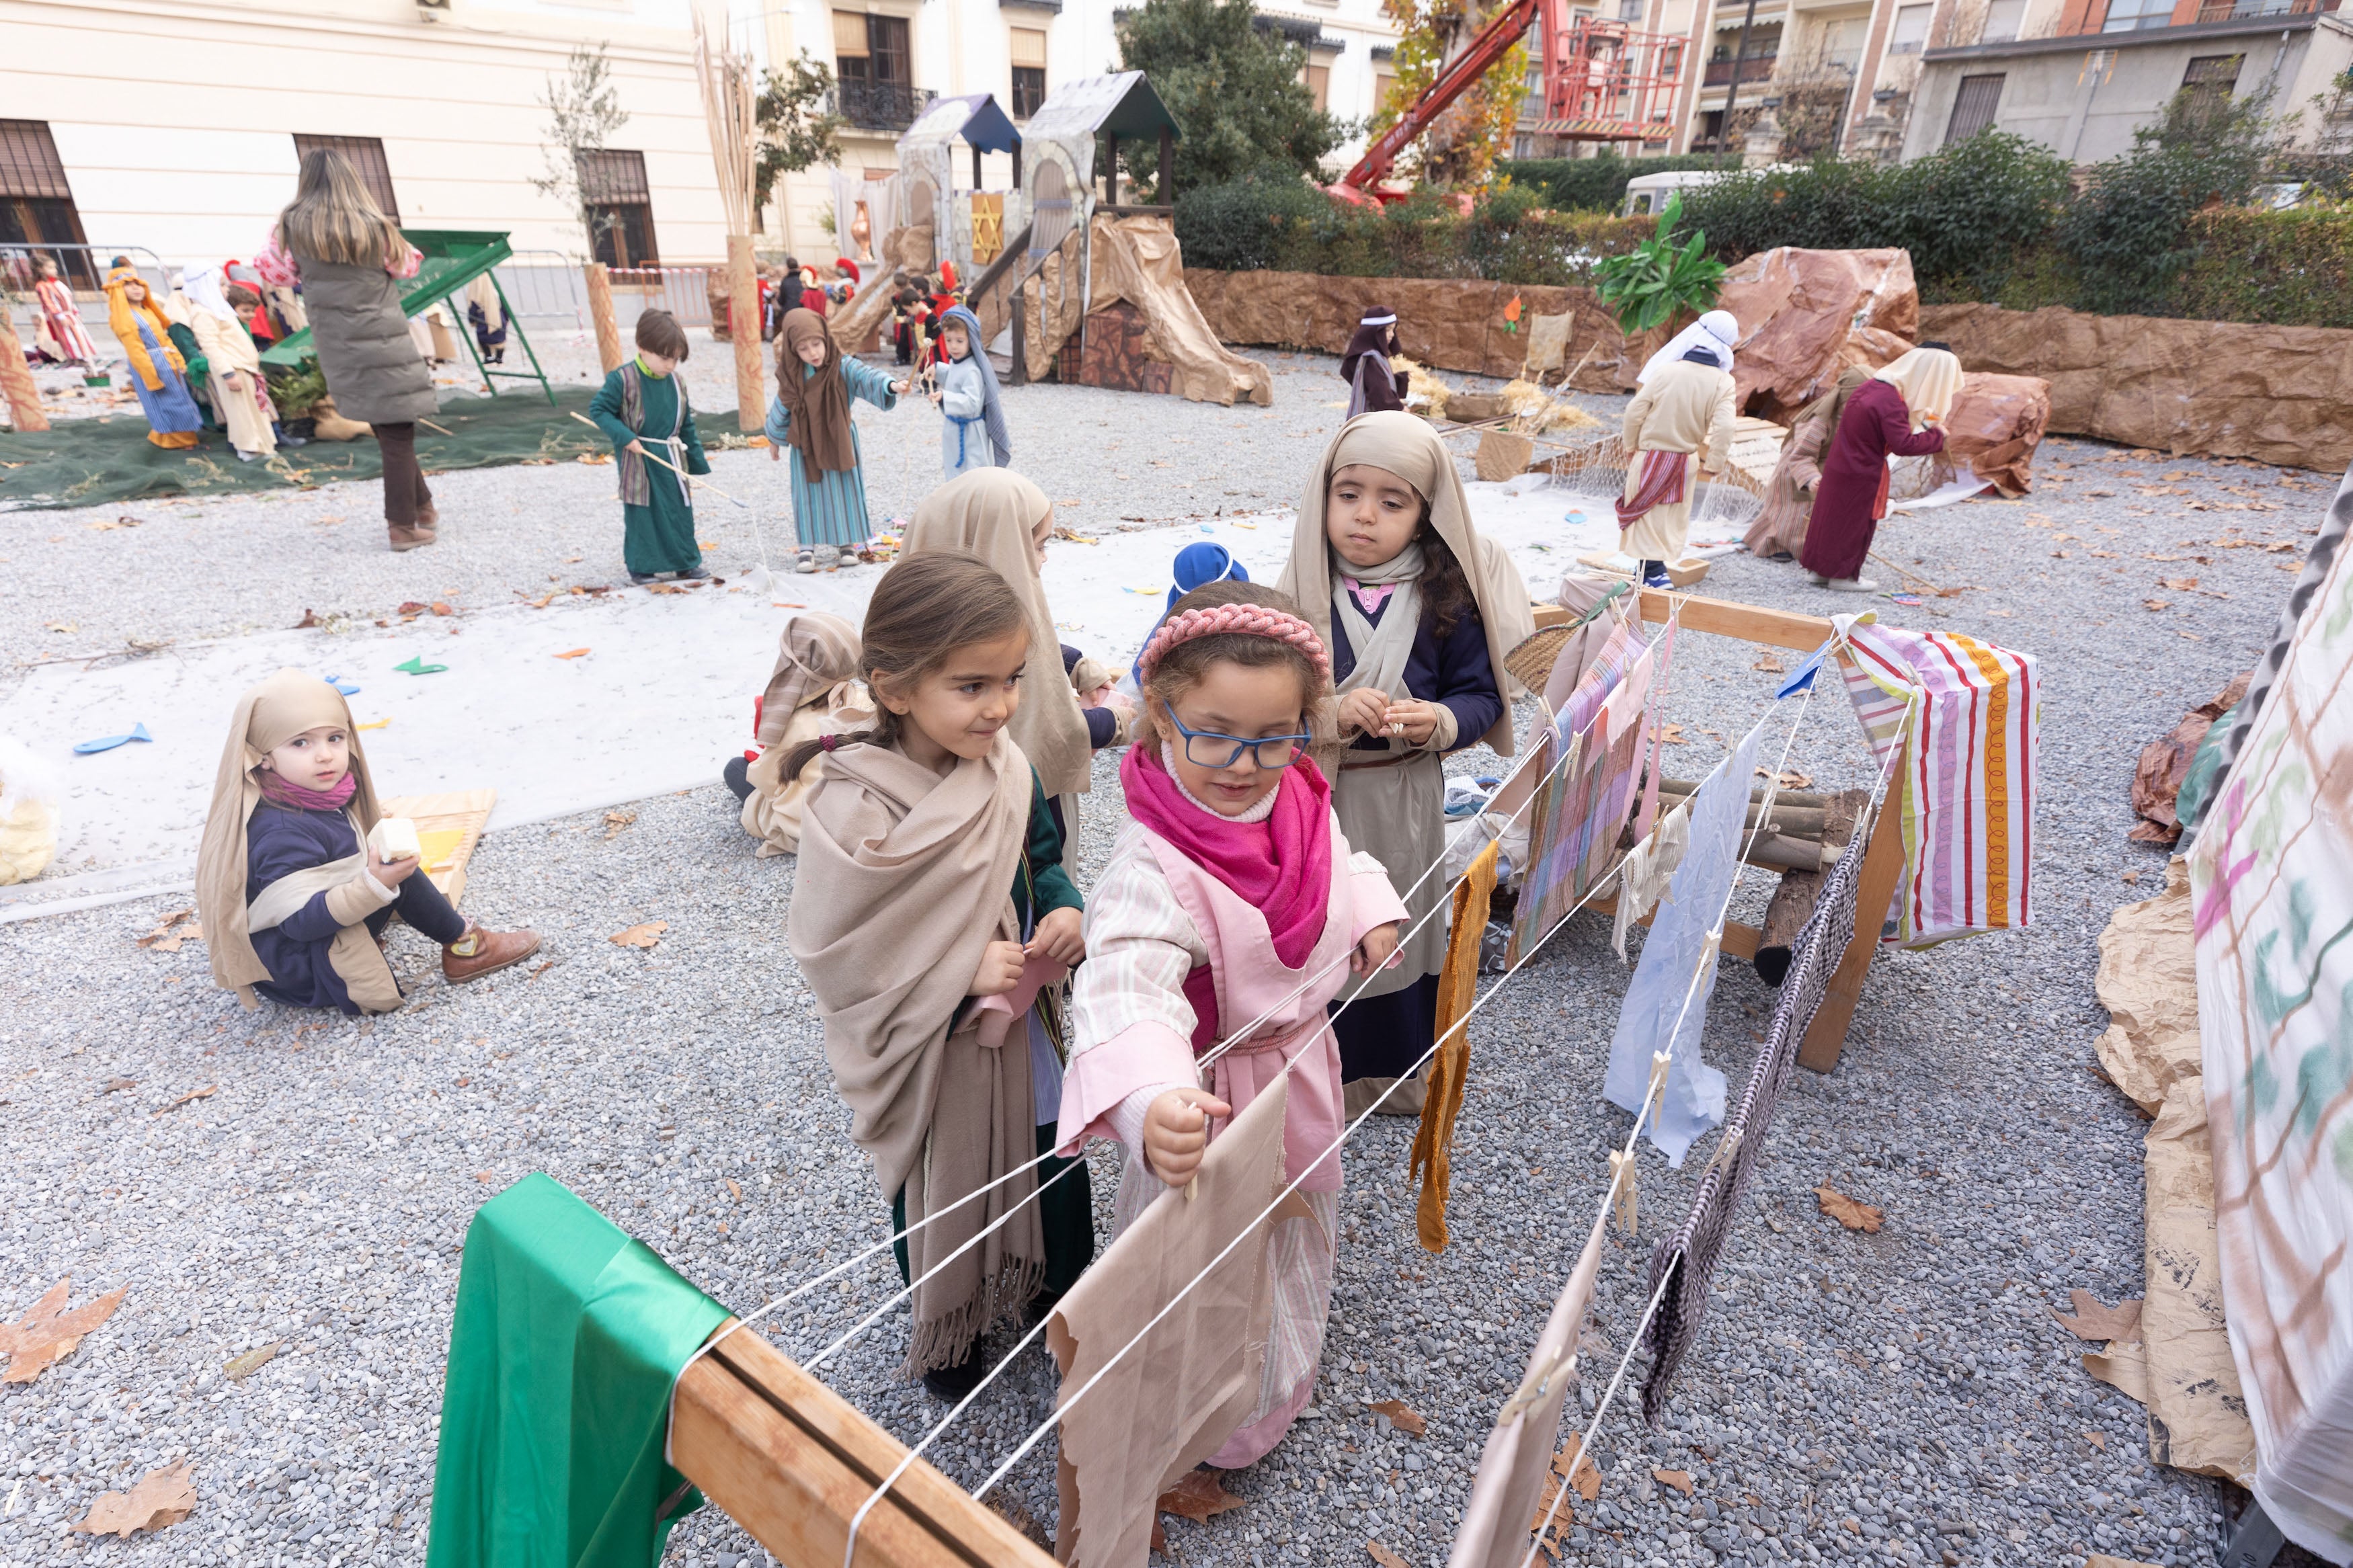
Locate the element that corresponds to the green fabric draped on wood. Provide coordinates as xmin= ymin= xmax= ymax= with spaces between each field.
xmin=425 ymin=1173 xmax=731 ymax=1568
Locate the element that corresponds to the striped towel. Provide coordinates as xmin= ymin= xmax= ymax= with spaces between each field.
xmin=1840 ymin=620 xmax=2039 ymax=945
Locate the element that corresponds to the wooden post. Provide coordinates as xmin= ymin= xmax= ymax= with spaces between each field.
xmin=726 ymin=233 xmax=763 ymax=432
xmin=584 ymin=261 xmax=625 ymax=375
xmin=671 ymin=1322 xmax=1056 ymax=1568
xmin=1105 ymin=134 xmax=1118 ymax=208
xmin=0 ymin=304 xmax=50 ymax=432
xmin=1010 ymin=274 xmax=1027 ymax=386
xmin=1011 ymin=143 xmax=1023 ymax=192
xmin=971 ymin=142 xmax=984 ymax=190
xmin=1158 ymin=126 xmax=1174 ymax=204
xmin=1796 ymin=784 xmax=1907 ymax=1073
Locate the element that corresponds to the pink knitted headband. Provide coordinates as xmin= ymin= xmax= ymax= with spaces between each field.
xmin=1137 ymin=603 xmax=1331 ymax=683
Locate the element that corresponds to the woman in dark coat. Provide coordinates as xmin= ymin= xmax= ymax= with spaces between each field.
xmin=1798 ymin=347 xmax=1961 ymax=591
xmin=1339 ymin=306 xmax=1409 ymax=417
xmin=257 ymin=149 xmax=441 ymax=552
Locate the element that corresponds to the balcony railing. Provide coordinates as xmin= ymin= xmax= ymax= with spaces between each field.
xmin=833 ymin=81 xmax=935 ymax=131
xmin=1702 ymin=54 xmax=1779 ymax=85
xmin=2193 ymin=0 xmax=2330 ymax=20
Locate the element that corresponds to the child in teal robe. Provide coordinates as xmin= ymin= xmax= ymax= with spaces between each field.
xmin=590 ymin=309 xmax=711 ymax=582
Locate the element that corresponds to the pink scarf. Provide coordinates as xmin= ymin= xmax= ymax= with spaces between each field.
xmin=1121 ymin=743 xmax=1334 ymax=971
xmin=257 ymin=771 xmax=358 ymax=813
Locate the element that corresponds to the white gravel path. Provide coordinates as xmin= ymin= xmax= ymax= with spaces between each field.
xmin=1 ymin=356 xmax=2328 ymax=1568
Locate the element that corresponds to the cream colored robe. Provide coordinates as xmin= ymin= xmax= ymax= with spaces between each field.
xmin=1618 ymin=358 xmax=1734 ymax=564
xmin=190 ymin=310 xmax=278 ymax=458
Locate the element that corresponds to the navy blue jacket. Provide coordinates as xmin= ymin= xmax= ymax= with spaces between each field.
xmin=1329 ymin=593 xmax=1503 ymax=754
xmin=245 ymin=802 xmax=382 ymax=1014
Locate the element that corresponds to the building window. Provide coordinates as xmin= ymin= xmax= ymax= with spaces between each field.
xmin=1823 ymin=16 xmax=1868 ymax=70
xmin=0 ymin=120 xmax=93 ymax=286
xmin=2100 ymin=0 xmax=2173 ymax=30
xmin=1620 ymin=0 xmax=1644 ymax=19
xmin=1372 ymin=67 xmax=1398 ymax=115
xmin=1981 ymin=0 xmax=2028 ymax=38
xmin=1943 ymin=72 xmax=2005 ymax=142
xmin=1010 ymin=27 xmax=1047 ymax=118
xmin=292 ymin=134 xmax=400 ymax=220
xmin=1304 ymin=63 xmax=1332 ymax=112
xmin=2182 ymin=52 xmax=2243 ymax=118
xmin=575 ymin=149 xmax=657 ymax=268
xmin=1887 ymin=4 xmax=1932 ymax=52
xmin=834 ymin=11 xmax=921 ymax=129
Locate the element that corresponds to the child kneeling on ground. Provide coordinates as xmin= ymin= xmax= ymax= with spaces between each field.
xmin=196 ymin=669 xmax=539 ymax=1015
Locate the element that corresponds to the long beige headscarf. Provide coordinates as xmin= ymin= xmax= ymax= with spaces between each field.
xmin=756 ymin=610 xmax=862 ymax=749
xmin=1874 ymin=347 xmax=1963 ymax=431
xmin=195 ymin=669 xmax=383 ymax=1004
xmin=1279 ymin=409 xmax=1536 ymax=753
xmin=902 ymin=468 xmax=1093 ymax=797
xmin=787 ymin=730 xmax=1045 ymax=1373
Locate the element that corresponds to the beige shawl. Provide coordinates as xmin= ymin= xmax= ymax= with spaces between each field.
xmin=755 ymin=610 xmax=861 ymax=749
xmin=787 ymin=731 xmax=1045 ymax=1372
xmin=901 ymin=468 xmax=1094 ymax=797
xmin=1279 ymin=409 xmax=1536 ymax=753
xmin=194 ymin=669 xmax=383 ymax=1005
xmin=1874 ymin=347 xmax=1963 ymax=429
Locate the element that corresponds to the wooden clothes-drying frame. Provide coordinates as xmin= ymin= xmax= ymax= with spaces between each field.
xmin=1529 ymin=588 xmax=1906 ymax=1073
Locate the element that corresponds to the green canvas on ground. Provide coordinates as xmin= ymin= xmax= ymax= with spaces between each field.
xmin=0 ymin=387 xmax=605 ymax=511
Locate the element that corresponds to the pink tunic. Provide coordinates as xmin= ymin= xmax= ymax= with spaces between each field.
xmin=1058 ymin=810 xmax=1408 ymax=1465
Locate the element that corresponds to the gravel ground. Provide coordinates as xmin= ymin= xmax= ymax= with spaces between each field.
xmin=0 ymin=364 xmax=2329 ymax=1568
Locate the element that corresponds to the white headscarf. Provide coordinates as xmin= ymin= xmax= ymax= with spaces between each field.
xmin=180 ymin=264 xmax=238 ymax=324
xmin=1638 ymin=308 xmax=1740 ymax=384
xmin=1872 ymin=347 xmax=1964 ymax=430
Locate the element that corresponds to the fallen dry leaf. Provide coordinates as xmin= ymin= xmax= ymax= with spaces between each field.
xmin=1368 ymin=1543 xmax=1413 ymax=1568
xmin=136 ymin=908 xmax=202 ymax=953
xmin=1552 ymin=1436 xmax=1602 ymax=1500
xmin=603 ymin=809 xmax=637 ymax=839
xmin=70 ymin=1460 xmax=196 ymax=1538
xmin=1813 ymin=1184 xmax=1884 ymax=1233
xmin=725 ymin=1178 xmax=743 ymax=1202
xmin=475 ymin=1169 xmax=496 ymax=1182
xmin=223 ymin=1342 xmax=281 ymax=1380
xmin=1368 ymin=1398 xmax=1427 ymax=1436
xmin=2159 ymin=577 xmax=2199 ymax=591
xmin=2085 ymin=1430 xmax=2108 ymax=1451
xmin=554 ymin=647 xmax=591 ymax=659
xmin=2143 ymin=599 xmax=2171 ymax=612
xmin=1657 ymin=722 xmax=1687 ymax=745
xmin=294 ymin=608 xmax=319 ymax=628
xmin=0 ymin=1279 xmax=128 ymax=1383
xmin=397 ymin=600 xmax=427 ymax=615
xmin=1652 ymin=1467 xmax=1694 ymax=1495
xmin=1758 ymin=767 xmax=1812 ymax=790
xmin=2051 ymin=1290 xmax=2143 ymax=1344
xmin=102 ymin=1077 xmax=136 ymax=1094
xmin=610 ymin=921 xmax=668 ymax=949
xmin=527 ymin=960 xmax=555 ymax=981
xmin=1158 ymin=1468 xmax=1245 ymax=1524
xmin=152 ymin=1085 xmax=215 ymax=1117
xmin=1750 ymin=652 xmax=1787 ymax=673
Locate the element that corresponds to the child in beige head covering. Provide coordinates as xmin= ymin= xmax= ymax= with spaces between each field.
xmin=724 ymin=610 xmax=870 ymax=856
xmin=194 ymin=669 xmax=539 ymax=1014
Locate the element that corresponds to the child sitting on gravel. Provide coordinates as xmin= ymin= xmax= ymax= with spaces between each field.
xmin=196 ymin=669 xmax=539 ymax=1016
xmin=1054 ymin=579 xmax=1406 ymax=1467
xmin=787 ymin=552 xmax=1093 ymax=1402
xmin=723 ymin=609 xmax=869 ymax=856
xmin=590 ymin=308 xmax=713 ymax=584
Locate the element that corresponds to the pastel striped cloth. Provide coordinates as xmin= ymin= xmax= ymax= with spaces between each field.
xmin=1837 ymin=618 xmax=2038 ymax=945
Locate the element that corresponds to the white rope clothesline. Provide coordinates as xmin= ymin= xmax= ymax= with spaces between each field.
xmin=844 ymin=614 xmax=1814 ymax=1565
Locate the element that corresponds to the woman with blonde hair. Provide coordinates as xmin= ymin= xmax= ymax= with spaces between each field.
xmin=254 ymin=149 xmax=442 ymax=551
xmin=1798 ymin=345 xmax=1960 ymax=592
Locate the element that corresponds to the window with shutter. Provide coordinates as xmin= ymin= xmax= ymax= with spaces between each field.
xmin=292 ymin=134 xmax=401 ymax=222
xmin=1010 ymin=27 xmax=1047 ymax=118
xmin=0 ymin=121 xmax=93 ymax=285
xmin=1943 ymin=73 xmax=2005 ymax=142
xmin=573 ymin=149 xmax=658 ymax=268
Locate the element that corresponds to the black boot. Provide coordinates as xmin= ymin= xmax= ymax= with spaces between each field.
xmin=722 ymin=755 xmax=753 ymax=801
xmin=920 ymin=1345 xmax=988 ymax=1403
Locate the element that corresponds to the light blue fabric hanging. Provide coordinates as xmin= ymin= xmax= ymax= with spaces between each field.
xmin=1603 ymin=717 xmax=1767 ymax=1166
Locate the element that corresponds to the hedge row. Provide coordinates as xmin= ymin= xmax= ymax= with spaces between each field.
xmin=1492 ymin=153 xmax=1737 ymax=214
xmin=1176 ymin=119 xmax=2353 ymax=327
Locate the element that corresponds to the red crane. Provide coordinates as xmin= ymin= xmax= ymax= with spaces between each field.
xmin=1332 ymin=1 xmax=1686 ymax=206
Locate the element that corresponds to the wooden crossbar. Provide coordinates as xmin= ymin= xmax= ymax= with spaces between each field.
xmin=1525 ymin=588 xmax=1904 ymax=1071
xmin=672 ymin=1322 xmax=1055 ymax=1568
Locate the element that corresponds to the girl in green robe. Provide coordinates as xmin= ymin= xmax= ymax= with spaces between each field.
xmin=590 ymin=309 xmax=711 ymax=582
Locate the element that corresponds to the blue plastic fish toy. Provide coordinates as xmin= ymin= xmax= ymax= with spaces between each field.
xmin=74 ymin=722 xmax=153 ymax=755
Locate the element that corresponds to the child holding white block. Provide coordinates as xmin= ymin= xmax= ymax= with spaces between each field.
xmin=194 ymin=669 xmax=540 ymax=1016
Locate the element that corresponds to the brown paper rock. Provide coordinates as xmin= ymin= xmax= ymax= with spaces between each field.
xmin=1940 ymin=372 xmax=2052 ymax=496
xmin=2142 ymin=1076 xmax=2258 ymax=1484
xmin=1714 ymin=247 xmax=1919 ymax=423
xmin=2128 ymin=673 xmax=2251 ymax=844
xmin=1919 ymin=302 xmax=2353 ymax=472
xmin=2090 ymin=859 xmax=2203 ymax=1115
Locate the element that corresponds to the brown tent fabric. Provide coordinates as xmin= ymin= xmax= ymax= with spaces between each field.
xmin=1025 ymin=217 xmax=1273 ymax=407
xmin=1049 ymin=1077 xmax=1290 ymax=1568
xmin=1711 ymin=246 xmax=1918 ymax=425
xmin=1920 ymin=302 xmax=2353 ymax=473
xmin=2128 ymin=671 xmax=2251 ymax=845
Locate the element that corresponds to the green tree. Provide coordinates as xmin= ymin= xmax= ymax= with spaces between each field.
xmin=754 ymin=50 xmax=846 ymax=198
xmin=1114 ymin=0 xmax=1351 ymax=199
xmin=530 ymin=44 xmax=631 ymax=257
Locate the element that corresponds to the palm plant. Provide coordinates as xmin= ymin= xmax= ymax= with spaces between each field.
xmin=1591 ymin=194 xmax=1726 ymax=333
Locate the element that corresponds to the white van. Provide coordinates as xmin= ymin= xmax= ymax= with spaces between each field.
xmin=1621 ymin=165 xmax=1797 ymax=216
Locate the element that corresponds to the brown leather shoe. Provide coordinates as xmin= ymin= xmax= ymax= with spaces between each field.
xmin=388 ymin=524 xmax=434 ymax=552
xmin=442 ymin=925 xmax=541 ymax=983
xmin=413 ymin=503 xmax=440 ymax=540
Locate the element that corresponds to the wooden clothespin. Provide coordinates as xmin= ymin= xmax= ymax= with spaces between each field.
xmin=1607 ymin=1149 xmax=1638 ymax=1237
